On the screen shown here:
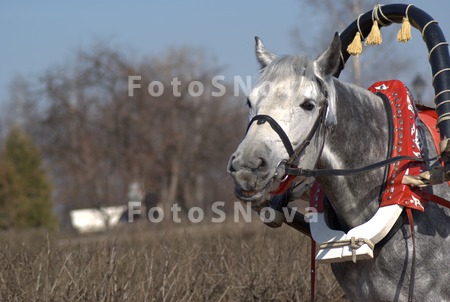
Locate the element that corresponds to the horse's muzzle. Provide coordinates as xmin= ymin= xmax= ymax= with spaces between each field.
xmin=227 ymin=154 xmax=274 ymax=202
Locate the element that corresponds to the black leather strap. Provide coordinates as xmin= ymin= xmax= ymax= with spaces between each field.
xmin=376 ymin=92 xmax=394 ymax=202
xmin=283 ymin=155 xmax=440 ymax=178
xmin=246 ymin=115 xmax=295 ymax=157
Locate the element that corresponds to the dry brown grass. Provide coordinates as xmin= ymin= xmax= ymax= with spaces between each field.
xmin=0 ymin=220 xmax=347 ymax=301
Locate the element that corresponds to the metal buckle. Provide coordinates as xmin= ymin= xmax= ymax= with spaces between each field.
xmin=274 ymin=159 xmax=289 ymax=182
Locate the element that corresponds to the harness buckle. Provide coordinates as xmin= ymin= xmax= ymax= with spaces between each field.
xmin=274 ymin=160 xmax=289 ymax=182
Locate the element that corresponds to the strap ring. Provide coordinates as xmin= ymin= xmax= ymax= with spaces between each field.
xmin=274 ymin=160 xmax=289 ymax=182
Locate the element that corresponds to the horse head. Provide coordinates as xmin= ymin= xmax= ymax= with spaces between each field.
xmin=228 ymin=34 xmax=341 ymax=206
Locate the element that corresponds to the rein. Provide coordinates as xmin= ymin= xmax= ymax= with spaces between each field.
xmin=278 ymin=154 xmax=440 ymax=179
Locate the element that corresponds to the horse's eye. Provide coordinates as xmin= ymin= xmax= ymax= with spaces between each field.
xmin=246 ymin=98 xmax=252 ymax=108
xmin=300 ymin=99 xmax=315 ymax=111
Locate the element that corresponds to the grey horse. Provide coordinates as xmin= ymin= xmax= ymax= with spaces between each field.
xmin=227 ymin=34 xmax=450 ymax=301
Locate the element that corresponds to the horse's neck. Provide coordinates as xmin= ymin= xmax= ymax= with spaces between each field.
xmin=317 ymin=79 xmax=389 ymax=230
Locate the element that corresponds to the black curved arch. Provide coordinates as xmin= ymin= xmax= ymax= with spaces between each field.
xmin=335 ymin=3 xmax=450 ymax=173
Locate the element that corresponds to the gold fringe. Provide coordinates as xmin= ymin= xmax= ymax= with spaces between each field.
xmin=347 ymin=32 xmax=362 ymax=56
xmin=365 ymin=20 xmax=382 ymax=45
xmin=397 ymin=17 xmax=412 ymax=42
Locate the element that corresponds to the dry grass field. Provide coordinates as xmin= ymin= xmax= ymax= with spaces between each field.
xmin=0 ymin=219 xmax=347 ymax=301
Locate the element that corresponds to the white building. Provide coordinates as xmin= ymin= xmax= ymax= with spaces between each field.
xmin=69 ymin=206 xmax=126 ymax=233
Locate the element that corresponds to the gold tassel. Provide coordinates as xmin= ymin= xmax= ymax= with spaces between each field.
xmin=397 ymin=17 xmax=412 ymax=42
xmin=347 ymin=32 xmax=362 ymax=56
xmin=365 ymin=20 xmax=382 ymax=45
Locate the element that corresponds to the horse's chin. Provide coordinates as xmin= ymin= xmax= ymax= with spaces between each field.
xmin=234 ymin=189 xmax=270 ymax=211
xmin=233 ymin=176 xmax=278 ymax=206
xmin=234 ymin=187 xmax=267 ymax=202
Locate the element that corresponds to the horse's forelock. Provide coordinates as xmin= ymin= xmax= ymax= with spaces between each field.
xmin=256 ymin=55 xmax=316 ymax=86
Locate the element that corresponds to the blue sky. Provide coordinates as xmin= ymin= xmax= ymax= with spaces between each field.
xmin=1 ymin=1 xmax=449 ymax=106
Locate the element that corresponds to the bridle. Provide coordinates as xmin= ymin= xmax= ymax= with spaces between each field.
xmin=245 ymin=76 xmax=329 ymax=193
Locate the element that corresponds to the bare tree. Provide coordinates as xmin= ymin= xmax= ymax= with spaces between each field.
xmin=8 ymin=44 xmax=245 ymax=225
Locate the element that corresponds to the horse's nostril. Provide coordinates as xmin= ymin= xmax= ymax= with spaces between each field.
xmin=228 ymin=156 xmax=237 ymax=173
xmin=254 ymin=157 xmax=267 ymax=171
xmin=228 ymin=155 xmax=268 ymax=173
xmin=251 ymin=157 xmax=267 ymax=172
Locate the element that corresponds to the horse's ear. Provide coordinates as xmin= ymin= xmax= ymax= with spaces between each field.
xmin=255 ymin=37 xmax=276 ymax=68
xmin=314 ymin=32 xmax=341 ymax=77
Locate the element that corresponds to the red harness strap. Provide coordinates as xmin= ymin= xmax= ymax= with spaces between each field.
xmin=414 ymin=190 xmax=450 ymax=208
xmin=270 ymin=174 xmax=296 ymax=195
xmin=369 ymin=80 xmax=427 ymax=212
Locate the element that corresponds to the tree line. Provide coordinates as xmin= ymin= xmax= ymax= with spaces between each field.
xmin=4 ymin=45 xmax=247 ymax=229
